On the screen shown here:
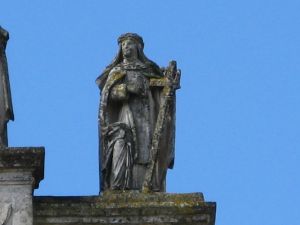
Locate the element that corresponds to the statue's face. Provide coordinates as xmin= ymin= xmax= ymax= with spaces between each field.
xmin=121 ymin=38 xmax=138 ymax=60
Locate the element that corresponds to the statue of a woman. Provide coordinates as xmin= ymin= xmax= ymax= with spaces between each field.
xmin=0 ymin=26 xmax=14 ymax=147
xmin=96 ymin=33 xmax=178 ymax=192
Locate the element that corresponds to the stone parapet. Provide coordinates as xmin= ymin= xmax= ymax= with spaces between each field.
xmin=33 ymin=192 xmax=216 ymax=225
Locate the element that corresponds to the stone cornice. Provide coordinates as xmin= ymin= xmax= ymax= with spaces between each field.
xmin=0 ymin=147 xmax=45 ymax=188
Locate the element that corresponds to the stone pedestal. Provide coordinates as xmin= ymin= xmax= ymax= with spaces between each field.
xmin=34 ymin=191 xmax=216 ymax=225
xmin=0 ymin=147 xmax=45 ymax=225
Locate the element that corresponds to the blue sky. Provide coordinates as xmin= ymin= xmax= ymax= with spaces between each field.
xmin=1 ymin=1 xmax=300 ymax=225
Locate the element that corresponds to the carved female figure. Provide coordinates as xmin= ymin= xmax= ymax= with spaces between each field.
xmin=96 ymin=33 xmax=176 ymax=191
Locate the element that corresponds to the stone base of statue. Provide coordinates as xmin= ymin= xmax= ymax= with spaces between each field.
xmin=0 ymin=147 xmax=44 ymax=225
xmin=33 ymin=191 xmax=216 ymax=225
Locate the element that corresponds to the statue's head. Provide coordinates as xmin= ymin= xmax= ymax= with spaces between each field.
xmin=96 ymin=33 xmax=162 ymax=89
xmin=117 ymin=33 xmax=144 ymax=61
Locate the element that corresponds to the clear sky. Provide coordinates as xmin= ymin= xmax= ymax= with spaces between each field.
xmin=1 ymin=1 xmax=300 ymax=225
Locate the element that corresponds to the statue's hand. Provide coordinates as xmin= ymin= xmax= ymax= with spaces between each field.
xmin=110 ymin=84 xmax=128 ymax=101
xmin=127 ymin=83 xmax=142 ymax=95
xmin=126 ymin=77 xmax=146 ymax=96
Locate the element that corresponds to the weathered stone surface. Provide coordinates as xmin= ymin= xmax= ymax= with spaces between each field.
xmin=33 ymin=192 xmax=216 ymax=225
xmin=96 ymin=33 xmax=180 ymax=192
xmin=0 ymin=147 xmax=45 ymax=225
xmin=0 ymin=147 xmax=45 ymax=188
xmin=0 ymin=26 xmax=14 ymax=147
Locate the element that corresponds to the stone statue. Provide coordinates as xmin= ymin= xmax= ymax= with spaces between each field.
xmin=0 ymin=26 xmax=14 ymax=147
xmin=96 ymin=33 xmax=180 ymax=192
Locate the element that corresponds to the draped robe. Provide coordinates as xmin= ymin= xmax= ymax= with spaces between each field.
xmin=98 ymin=62 xmax=175 ymax=191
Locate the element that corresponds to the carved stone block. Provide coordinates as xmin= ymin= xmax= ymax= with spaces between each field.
xmin=0 ymin=147 xmax=45 ymax=225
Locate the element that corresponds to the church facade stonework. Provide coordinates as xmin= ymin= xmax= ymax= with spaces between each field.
xmin=0 ymin=28 xmax=216 ymax=225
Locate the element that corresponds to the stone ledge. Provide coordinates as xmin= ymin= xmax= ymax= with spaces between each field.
xmin=33 ymin=192 xmax=216 ymax=225
xmin=0 ymin=147 xmax=45 ymax=188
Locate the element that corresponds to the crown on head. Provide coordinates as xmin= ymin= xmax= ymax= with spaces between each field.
xmin=118 ymin=33 xmax=144 ymax=48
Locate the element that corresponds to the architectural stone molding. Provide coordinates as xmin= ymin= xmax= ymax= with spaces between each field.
xmin=0 ymin=147 xmax=44 ymax=188
xmin=0 ymin=147 xmax=45 ymax=225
